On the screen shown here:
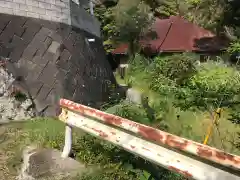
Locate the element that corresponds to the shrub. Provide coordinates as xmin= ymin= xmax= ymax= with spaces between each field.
xmin=150 ymin=53 xmax=197 ymax=85
xmin=181 ymin=61 xmax=240 ymax=111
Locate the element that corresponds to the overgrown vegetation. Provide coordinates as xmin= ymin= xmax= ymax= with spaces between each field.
xmin=0 ymin=119 xmax=184 ymax=180
xmin=118 ymin=54 xmax=240 ymax=153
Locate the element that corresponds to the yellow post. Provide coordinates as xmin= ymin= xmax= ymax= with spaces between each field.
xmin=203 ymin=108 xmax=222 ymax=145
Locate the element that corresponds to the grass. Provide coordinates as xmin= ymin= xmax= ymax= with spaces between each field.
xmin=0 ymin=64 xmax=239 ymax=179
xmin=0 ymin=118 xmax=155 ymax=180
xmin=0 ymin=118 xmax=90 ymax=180
xmin=114 ymin=68 xmax=240 ymax=155
xmin=0 ymin=118 xmax=65 ymax=179
xmin=0 ymin=104 xmax=238 ymax=180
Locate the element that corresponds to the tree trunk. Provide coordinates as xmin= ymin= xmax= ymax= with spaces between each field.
xmin=128 ymin=41 xmax=136 ymax=60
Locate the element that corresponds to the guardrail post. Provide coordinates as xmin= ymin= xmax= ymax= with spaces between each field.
xmin=61 ymin=124 xmax=72 ymax=158
xmin=58 ymin=99 xmax=240 ymax=179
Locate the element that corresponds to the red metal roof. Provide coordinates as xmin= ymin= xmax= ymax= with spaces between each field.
xmin=112 ymin=16 xmax=226 ymax=54
xmin=112 ymin=44 xmax=129 ymax=54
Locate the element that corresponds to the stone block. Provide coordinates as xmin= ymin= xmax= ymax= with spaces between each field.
xmin=0 ymin=15 xmax=10 ymax=30
xmin=49 ymin=32 xmax=63 ymax=42
xmin=34 ymin=27 xmax=52 ymax=42
xmin=39 ymin=14 xmax=51 ymax=21
xmin=9 ymin=35 xmax=25 ymax=62
xmin=38 ymin=61 xmax=57 ymax=86
xmin=21 ymin=26 xmax=41 ymax=45
xmin=13 ymin=0 xmax=26 ymax=4
xmin=63 ymin=73 xmax=76 ymax=96
xmin=49 ymin=4 xmax=61 ymax=12
xmin=61 ymin=7 xmax=70 ymax=15
xmin=13 ymin=9 xmax=27 ymax=16
xmin=2 ymin=1 xmax=20 ymax=9
xmin=46 ymin=9 xmax=60 ymax=17
xmin=38 ymin=1 xmax=51 ymax=9
xmin=26 ymin=0 xmax=39 ymax=7
xmin=26 ymin=12 xmax=39 ymax=18
xmin=19 ymin=4 xmax=31 ymax=11
xmin=25 ymin=63 xmax=43 ymax=82
xmin=27 ymin=81 xmax=43 ymax=98
xmin=55 ymin=68 xmax=67 ymax=82
xmin=18 ymin=148 xmax=85 ymax=179
xmin=48 ymin=0 xmax=56 ymax=5
xmin=0 ymin=28 xmax=14 ymax=44
xmin=47 ymin=41 xmax=61 ymax=54
xmin=60 ymin=49 xmax=71 ymax=61
xmin=32 ymin=6 xmax=46 ymax=15
xmin=55 ymin=0 xmax=69 ymax=8
xmin=126 ymin=88 xmax=144 ymax=105
xmin=0 ymin=7 xmax=13 ymax=14
xmin=35 ymin=84 xmax=52 ymax=102
xmin=22 ymin=45 xmax=38 ymax=60
xmin=41 ymin=51 xmax=57 ymax=64
xmin=35 ymin=37 xmax=52 ymax=57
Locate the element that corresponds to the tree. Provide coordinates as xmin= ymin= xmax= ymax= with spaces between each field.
xmin=222 ymin=0 xmax=240 ymax=39
xmin=94 ymin=5 xmax=117 ymax=53
xmin=113 ymin=0 xmax=154 ymax=57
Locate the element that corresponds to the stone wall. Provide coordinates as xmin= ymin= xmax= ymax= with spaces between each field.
xmin=70 ymin=1 xmax=100 ymax=37
xmin=0 ymin=13 xmax=116 ymax=117
xmin=0 ymin=0 xmax=100 ymax=37
xmin=0 ymin=0 xmax=70 ymax=23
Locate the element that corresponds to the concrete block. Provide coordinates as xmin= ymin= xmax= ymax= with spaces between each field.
xmin=61 ymin=7 xmax=70 ymax=15
xmin=38 ymin=1 xmax=51 ymax=9
xmin=0 ymin=1 xmax=19 ymax=9
xmin=12 ymin=0 xmax=26 ymax=4
xmin=39 ymin=14 xmax=51 ymax=21
xmin=48 ymin=41 xmax=61 ymax=54
xmin=46 ymin=9 xmax=60 ymax=17
xmin=55 ymin=0 xmax=69 ymax=8
xmin=26 ymin=0 xmax=39 ymax=7
xmin=13 ymin=9 xmax=27 ymax=16
xmin=49 ymin=4 xmax=60 ymax=11
xmin=32 ymin=6 xmax=46 ymax=15
xmin=47 ymin=0 xmax=56 ymax=5
xmin=61 ymin=18 xmax=69 ymax=24
xmin=18 ymin=148 xmax=86 ymax=179
xmin=19 ymin=4 xmax=32 ymax=11
xmin=26 ymin=12 xmax=39 ymax=19
xmin=0 ymin=7 xmax=13 ymax=14
xmin=126 ymin=88 xmax=144 ymax=105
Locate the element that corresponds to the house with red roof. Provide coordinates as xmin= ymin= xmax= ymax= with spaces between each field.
xmin=111 ymin=16 xmax=228 ymax=65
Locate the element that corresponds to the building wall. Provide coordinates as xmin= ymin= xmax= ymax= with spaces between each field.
xmin=0 ymin=0 xmax=70 ymax=23
xmin=0 ymin=0 xmax=100 ymax=37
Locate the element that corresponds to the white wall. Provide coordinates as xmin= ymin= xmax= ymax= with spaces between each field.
xmin=0 ymin=0 xmax=71 ymax=24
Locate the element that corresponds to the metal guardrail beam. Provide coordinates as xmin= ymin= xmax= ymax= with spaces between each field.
xmin=58 ymin=99 xmax=240 ymax=180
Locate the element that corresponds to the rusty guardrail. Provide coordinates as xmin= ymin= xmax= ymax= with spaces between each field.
xmin=58 ymin=98 xmax=240 ymax=180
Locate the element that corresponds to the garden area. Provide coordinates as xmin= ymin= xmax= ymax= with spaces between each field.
xmin=113 ymin=53 xmax=240 ymax=155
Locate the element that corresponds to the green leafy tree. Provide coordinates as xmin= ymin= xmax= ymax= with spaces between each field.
xmin=94 ymin=5 xmax=117 ymax=52
xmin=227 ymin=41 xmax=240 ymax=54
xmin=150 ymin=53 xmax=197 ymax=87
xmin=113 ymin=1 xmax=154 ymax=57
xmin=179 ymin=62 xmax=240 ymax=110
